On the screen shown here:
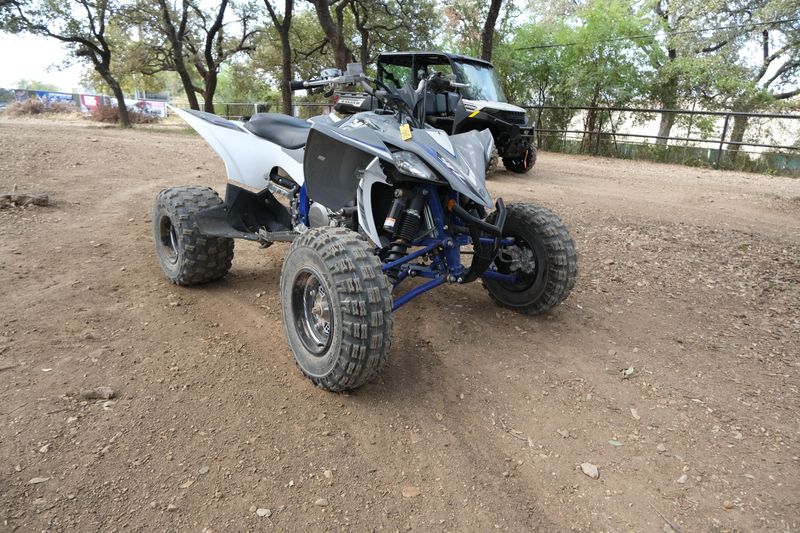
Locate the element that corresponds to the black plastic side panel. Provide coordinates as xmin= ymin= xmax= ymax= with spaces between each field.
xmin=303 ymin=128 xmax=375 ymax=211
xmin=223 ymin=184 xmax=292 ymax=232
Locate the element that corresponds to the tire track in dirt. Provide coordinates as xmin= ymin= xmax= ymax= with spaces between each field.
xmin=2 ymin=120 xmax=798 ymax=531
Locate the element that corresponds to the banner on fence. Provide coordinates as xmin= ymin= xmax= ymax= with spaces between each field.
xmin=34 ymin=91 xmax=75 ymax=104
xmin=106 ymin=97 xmax=167 ymax=117
xmin=126 ymin=99 xmax=167 ymax=118
xmin=13 ymin=90 xmax=76 ymax=105
xmin=80 ymin=94 xmax=105 ymax=113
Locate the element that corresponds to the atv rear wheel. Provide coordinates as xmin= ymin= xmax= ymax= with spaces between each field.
xmin=483 ymin=203 xmax=576 ymax=314
xmin=502 ymin=145 xmax=537 ymax=173
xmin=280 ymin=227 xmax=393 ymax=392
xmin=152 ymin=187 xmax=234 ymax=286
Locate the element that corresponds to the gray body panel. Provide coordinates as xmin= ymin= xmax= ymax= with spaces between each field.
xmin=306 ymin=112 xmax=494 ymax=208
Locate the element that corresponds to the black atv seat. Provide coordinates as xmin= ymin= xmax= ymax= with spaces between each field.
xmin=244 ymin=113 xmax=311 ymax=150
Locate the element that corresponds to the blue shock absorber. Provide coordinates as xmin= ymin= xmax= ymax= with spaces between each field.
xmin=426 ymin=186 xmax=463 ymax=276
xmin=298 ymin=184 xmax=310 ymax=227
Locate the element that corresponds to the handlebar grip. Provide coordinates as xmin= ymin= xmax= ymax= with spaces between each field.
xmin=289 ymin=80 xmax=306 ymax=91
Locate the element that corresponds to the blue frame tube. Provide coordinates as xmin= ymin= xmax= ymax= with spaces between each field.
xmin=482 ymin=270 xmax=516 ymax=283
xmin=480 ymin=237 xmax=515 ymax=246
xmin=392 ymin=276 xmax=446 ymax=311
xmin=382 ymin=241 xmax=439 ymax=272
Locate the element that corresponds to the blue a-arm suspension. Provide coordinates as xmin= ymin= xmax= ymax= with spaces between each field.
xmin=380 ymin=186 xmax=516 ymax=311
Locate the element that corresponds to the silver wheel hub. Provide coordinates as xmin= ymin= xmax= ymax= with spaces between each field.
xmin=292 ymin=270 xmax=334 ymax=355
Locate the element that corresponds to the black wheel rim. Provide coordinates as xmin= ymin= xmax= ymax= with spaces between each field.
xmin=494 ymin=232 xmax=546 ymax=294
xmin=291 ymin=269 xmax=334 ymax=355
xmin=159 ymin=215 xmax=179 ymax=264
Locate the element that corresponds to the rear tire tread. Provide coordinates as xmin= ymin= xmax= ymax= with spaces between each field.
xmin=152 ymin=186 xmax=234 ymax=286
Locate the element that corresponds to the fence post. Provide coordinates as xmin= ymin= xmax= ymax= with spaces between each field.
xmin=716 ymin=113 xmax=730 ymax=169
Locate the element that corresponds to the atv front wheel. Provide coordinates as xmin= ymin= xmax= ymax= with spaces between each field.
xmin=484 ymin=203 xmax=576 ymax=314
xmin=502 ymin=146 xmax=537 ymax=173
xmin=152 ymin=186 xmax=234 ymax=285
xmin=280 ymin=227 xmax=393 ymax=392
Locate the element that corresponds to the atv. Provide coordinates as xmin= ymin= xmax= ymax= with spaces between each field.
xmin=152 ymin=63 xmax=576 ymax=392
xmin=334 ymin=51 xmax=536 ymax=174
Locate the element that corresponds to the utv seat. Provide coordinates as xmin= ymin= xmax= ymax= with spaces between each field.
xmin=243 ymin=113 xmax=311 ymax=149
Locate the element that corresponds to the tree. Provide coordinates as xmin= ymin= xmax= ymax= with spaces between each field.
xmin=1 ymin=0 xmax=133 ymax=126
xmin=132 ymin=0 xmax=258 ymax=112
xmin=153 ymin=0 xmax=201 ymax=110
xmin=509 ymin=0 xmax=658 ymax=150
xmin=648 ymin=0 xmax=756 ymax=145
xmin=184 ymin=0 xmax=259 ymax=113
xmin=348 ymin=0 xmax=438 ymax=68
xmin=308 ymin=0 xmax=352 ymax=70
xmin=264 ymin=0 xmax=293 ymax=114
xmin=724 ymin=5 xmax=800 ymax=154
xmin=480 ymin=0 xmax=502 ymax=61
xmin=14 ymin=79 xmax=61 ymax=91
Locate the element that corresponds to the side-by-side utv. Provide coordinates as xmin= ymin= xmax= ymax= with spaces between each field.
xmin=334 ymin=51 xmax=536 ymax=173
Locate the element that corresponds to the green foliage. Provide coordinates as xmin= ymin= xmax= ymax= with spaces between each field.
xmin=2 ymin=0 xmax=797 ymax=127
xmin=13 ymin=79 xmax=62 ymax=91
xmin=215 ymin=61 xmax=278 ymax=103
xmin=501 ymin=0 xmax=658 ymax=106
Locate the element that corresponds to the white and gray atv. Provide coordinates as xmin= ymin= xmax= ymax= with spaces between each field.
xmin=152 ymin=64 xmax=577 ymax=392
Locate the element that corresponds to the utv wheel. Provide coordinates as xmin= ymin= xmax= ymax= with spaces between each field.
xmin=484 ymin=203 xmax=577 ymax=314
xmin=503 ymin=146 xmax=537 ymax=173
xmin=280 ymin=227 xmax=393 ymax=392
xmin=486 ymin=147 xmax=499 ymax=179
xmin=152 ymin=186 xmax=234 ymax=285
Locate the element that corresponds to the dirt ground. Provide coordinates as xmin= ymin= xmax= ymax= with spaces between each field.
xmin=1 ymin=117 xmax=798 ymax=532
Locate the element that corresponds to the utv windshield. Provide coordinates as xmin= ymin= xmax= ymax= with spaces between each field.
xmin=452 ymin=61 xmax=507 ymax=102
xmin=377 ymin=54 xmax=508 ymax=103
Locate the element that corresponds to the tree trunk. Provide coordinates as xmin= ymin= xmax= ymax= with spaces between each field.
xmin=655 ymin=50 xmax=678 ymax=146
xmin=726 ymin=114 xmax=749 ymax=156
xmin=656 ymin=75 xmax=678 ymax=146
xmin=264 ymin=1 xmax=294 ymax=116
xmin=157 ymin=0 xmax=200 ymax=111
xmin=581 ymin=86 xmax=601 ymax=153
xmin=176 ymin=64 xmax=200 ymax=110
xmin=480 ymin=0 xmax=503 ymax=62
xmin=309 ymin=0 xmax=351 ymax=70
xmin=332 ymin=34 xmax=351 ymax=70
xmin=109 ymin=82 xmax=131 ymax=128
xmin=96 ymin=63 xmax=131 ymax=128
xmin=582 ymin=108 xmax=597 ymax=153
xmin=280 ymin=30 xmax=293 ymax=115
xmin=358 ymin=28 xmax=369 ymax=68
xmin=203 ymin=72 xmax=218 ymax=114
xmin=656 ymin=112 xmax=676 ymax=146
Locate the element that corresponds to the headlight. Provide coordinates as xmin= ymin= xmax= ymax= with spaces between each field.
xmin=393 ymin=151 xmax=438 ymax=181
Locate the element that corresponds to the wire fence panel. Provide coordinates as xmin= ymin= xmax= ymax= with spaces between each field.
xmin=192 ymin=100 xmax=800 ymax=175
xmin=524 ymin=105 xmax=800 ymax=175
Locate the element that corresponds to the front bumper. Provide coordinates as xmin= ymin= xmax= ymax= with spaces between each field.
xmin=451 ymin=198 xmax=507 ymax=282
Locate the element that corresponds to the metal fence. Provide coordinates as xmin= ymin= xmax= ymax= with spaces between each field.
xmin=212 ymin=102 xmax=334 ymax=120
xmin=523 ymin=105 xmax=800 ymax=174
xmin=208 ymin=100 xmax=800 ymax=175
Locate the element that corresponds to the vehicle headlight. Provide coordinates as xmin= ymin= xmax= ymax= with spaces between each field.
xmin=393 ymin=151 xmax=438 ymax=181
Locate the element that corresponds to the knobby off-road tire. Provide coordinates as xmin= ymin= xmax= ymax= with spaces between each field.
xmin=484 ymin=203 xmax=577 ymax=314
xmin=152 ymin=186 xmax=234 ymax=286
xmin=280 ymin=227 xmax=393 ymax=392
xmin=485 ymin=147 xmax=499 ymax=179
xmin=502 ymin=145 xmax=537 ymax=173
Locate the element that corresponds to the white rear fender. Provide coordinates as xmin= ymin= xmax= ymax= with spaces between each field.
xmin=170 ymin=105 xmax=304 ymax=191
